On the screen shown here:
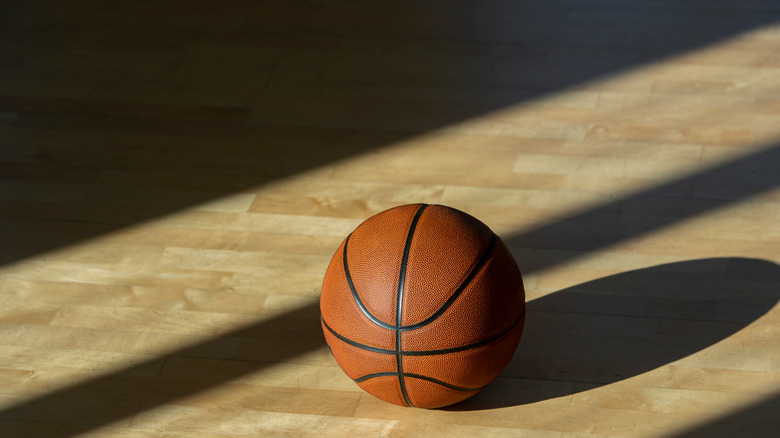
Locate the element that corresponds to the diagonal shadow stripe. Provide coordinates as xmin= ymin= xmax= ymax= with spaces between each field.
xmin=1 ymin=1 xmax=779 ymax=436
xmin=506 ymin=144 xmax=780 ymax=274
xmin=0 ymin=140 xmax=777 ymax=436
xmin=0 ymin=302 xmax=324 ymax=434
xmin=669 ymin=392 xmax=780 ymax=438
xmin=2 ymin=0 xmax=779 ymax=268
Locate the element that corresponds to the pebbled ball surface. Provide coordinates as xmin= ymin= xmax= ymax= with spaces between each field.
xmin=320 ymin=203 xmax=526 ymax=408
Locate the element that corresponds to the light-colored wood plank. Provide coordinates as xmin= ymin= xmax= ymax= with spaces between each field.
xmin=1 ymin=0 xmax=779 ymax=436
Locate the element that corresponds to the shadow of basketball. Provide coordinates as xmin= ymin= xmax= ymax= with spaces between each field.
xmin=447 ymin=257 xmax=780 ymax=410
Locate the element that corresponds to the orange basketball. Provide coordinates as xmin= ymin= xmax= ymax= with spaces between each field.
xmin=320 ymin=204 xmax=526 ymax=408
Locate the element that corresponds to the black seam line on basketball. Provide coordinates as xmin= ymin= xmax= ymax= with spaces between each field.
xmin=396 ymin=203 xmax=428 ymax=329
xmin=400 ymin=233 xmax=497 ymax=331
xmin=320 ymin=306 xmax=525 ymax=357
xmin=404 ymin=307 xmax=525 ymax=356
xmin=342 ymin=212 xmax=495 ymax=334
xmin=352 ymin=371 xmax=398 ymax=383
xmin=321 ymin=317 xmax=395 ymax=354
xmin=342 ymin=232 xmax=397 ymax=331
xmin=396 ymin=203 xmax=428 ymax=408
xmin=353 ymin=372 xmax=484 ymax=392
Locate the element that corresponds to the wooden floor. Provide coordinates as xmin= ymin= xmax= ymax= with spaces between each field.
xmin=1 ymin=0 xmax=779 ymax=436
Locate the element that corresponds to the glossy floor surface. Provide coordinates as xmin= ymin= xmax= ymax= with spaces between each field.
xmin=1 ymin=1 xmax=779 ymax=437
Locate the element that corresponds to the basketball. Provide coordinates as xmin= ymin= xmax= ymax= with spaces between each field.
xmin=320 ymin=203 xmax=526 ymax=408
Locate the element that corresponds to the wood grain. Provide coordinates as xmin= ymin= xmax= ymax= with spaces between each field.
xmin=1 ymin=0 xmax=779 ymax=437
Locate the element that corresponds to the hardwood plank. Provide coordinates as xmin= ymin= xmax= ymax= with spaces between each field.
xmin=1 ymin=0 xmax=778 ymax=436
xmin=129 ymin=407 xmax=398 ymax=437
